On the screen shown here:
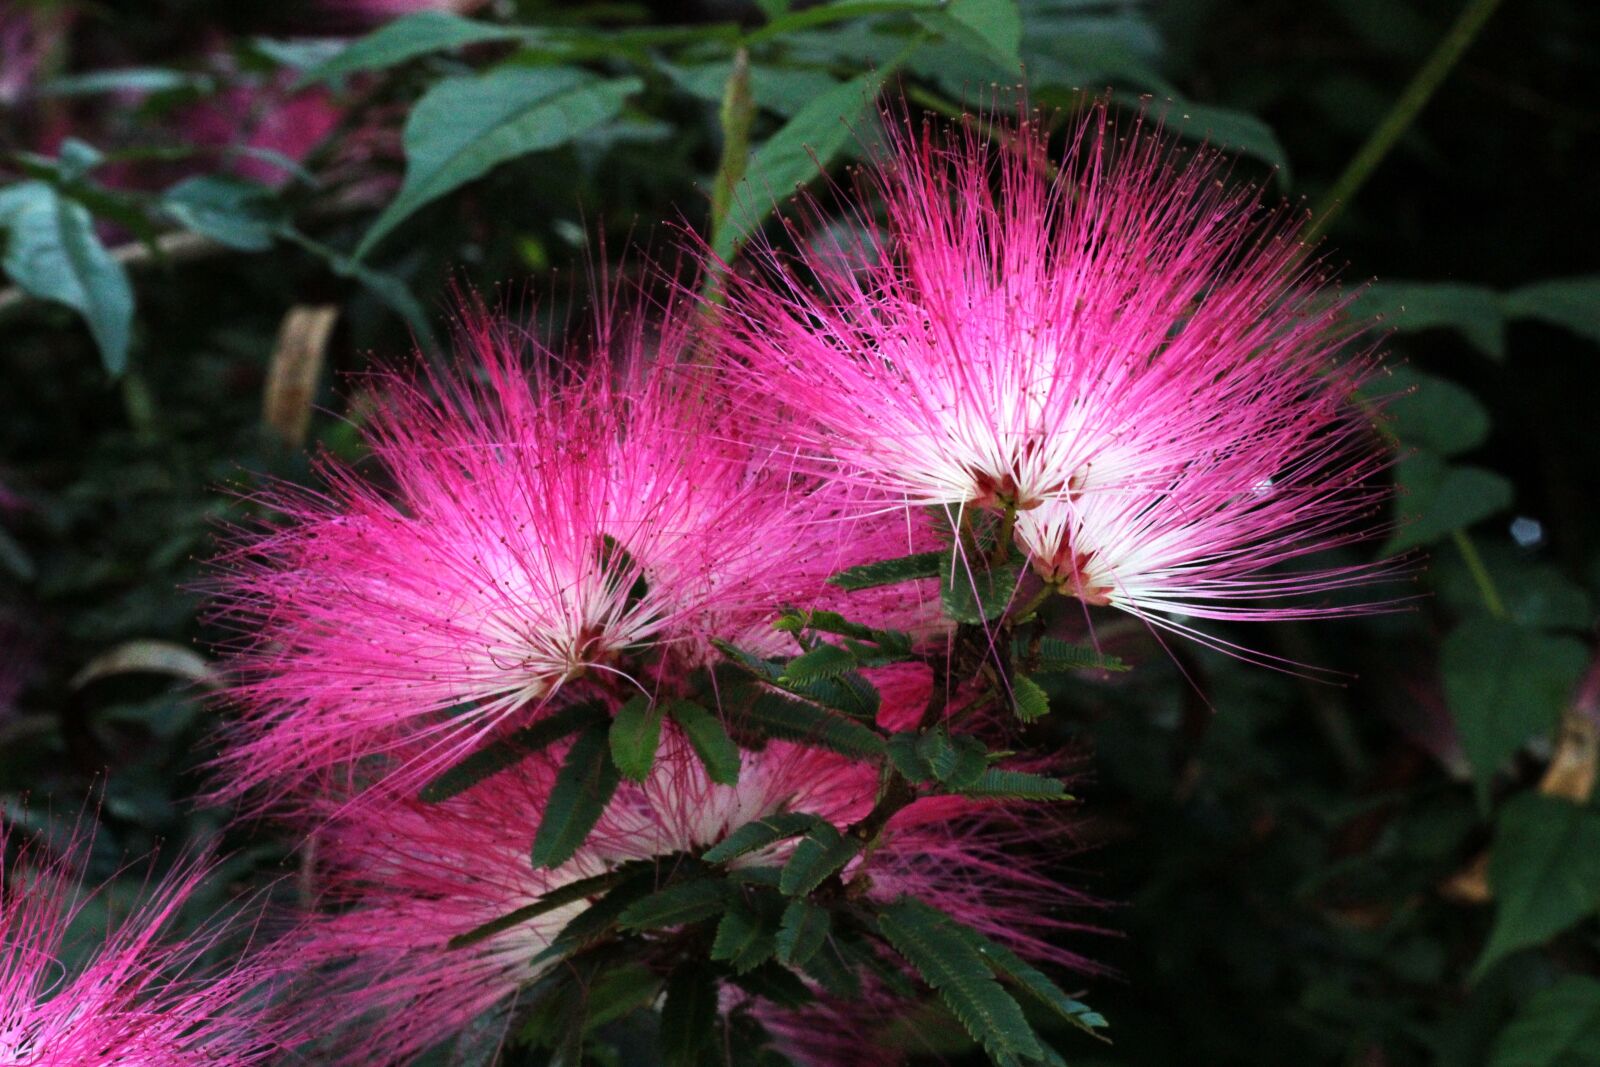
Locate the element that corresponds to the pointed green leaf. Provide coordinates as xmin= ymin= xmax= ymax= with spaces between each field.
xmin=662 ymin=962 xmax=718 ymax=1067
xmin=583 ymin=962 xmax=662 ymax=1030
xmin=704 ymin=812 xmax=830 ymax=864
xmin=161 ymin=176 xmax=283 ymax=252
xmin=955 ymin=768 xmax=1070 ymax=800
xmin=303 ymin=10 xmax=526 ymax=83
xmin=952 ymin=923 xmax=1109 ymax=1037
xmin=0 ymin=181 xmax=133 ymax=374
xmin=420 ymin=701 xmax=605 ymax=802
xmin=887 ymin=732 xmax=935 ymax=784
xmin=877 ymin=899 xmax=1044 ymax=1064
xmin=619 ymin=878 xmax=731 ymax=931
xmin=1475 ymin=793 xmax=1600 ymax=979
xmin=530 ymin=722 xmax=622 ymax=869
xmin=448 ymin=866 xmax=623 ymax=949
xmin=829 ymin=550 xmax=943 ymax=591
xmin=1443 ymin=618 xmax=1588 ymax=802
xmin=780 ymin=643 xmax=858 ymax=684
xmin=917 ymin=729 xmax=989 ymax=788
xmin=609 ymin=694 xmax=662 ymax=783
xmin=776 ymin=900 xmax=831 ymax=967
xmin=712 ymin=896 xmax=778 ymax=974
xmin=1014 ymin=636 xmax=1128 ymax=674
xmin=668 ymin=699 xmax=742 ymax=785
xmin=532 ymin=868 xmax=658 ymax=966
xmin=779 ymin=823 xmax=861 ymax=896
xmin=940 ymin=555 xmax=1021 ymax=624
xmin=357 ymin=69 xmax=641 ymax=258
xmin=1506 ymin=275 xmax=1600 ymax=347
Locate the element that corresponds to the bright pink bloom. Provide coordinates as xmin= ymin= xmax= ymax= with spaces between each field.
xmin=283 ymin=706 xmax=1087 ymax=1064
xmin=0 ymin=828 xmax=291 ymax=1065
xmin=715 ymin=104 xmax=1398 ymax=658
xmin=209 ymin=305 xmax=929 ymax=810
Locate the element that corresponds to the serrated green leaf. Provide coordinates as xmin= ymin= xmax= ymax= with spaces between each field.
xmin=1488 ymin=976 xmax=1600 ymax=1067
xmin=1475 ymin=794 xmax=1600 ymax=979
xmin=738 ymin=689 xmax=887 ymax=759
xmin=1012 ymin=674 xmax=1051 ymax=722
xmin=787 ymin=670 xmax=881 ymax=719
xmin=303 ymin=10 xmax=527 ymax=83
xmin=941 ymin=555 xmax=1022 ymax=624
xmin=952 ymin=923 xmax=1109 ymax=1037
xmin=704 ymin=812 xmax=831 ymax=864
xmin=447 ymin=865 xmax=625 ymax=949
xmin=1013 ymin=636 xmax=1128 ymax=674
xmin=887 ymin=732 xmax=935 ymax=783
xmin=829 ymin=551 xmax=944 ymax=591
xmin=799 ymin=934 xmax=862 ymax=999
xmin=0 ymin=181 xmax=133 ymax=374
xmin=609 ymin=694 xmax=662 ymax=783
xmin=712 ymin=896 xmax=778 ymax=973
xmin=918 ymin=729 xmax=989 ymax=788
xmin=877 ymin=899 xmax=1044 ymax=1064
xmin=662 ymin=962 xmax=718 ymax=1067
xmin=780 ymin=824 xmax=861 ymax=896
xmin=530 ymin=723 xmax=622 ymax=869
xmin=619 ymin=878 xmax=731 ymax=931
xmin=1386 ymin=453 xmax=1513 ymax=554
xmin=420 ymin=701 xmax=604 ymax=802
xmin=776 ymin=899 xmax=831 ymax=967
xmin=780 ymin=643 xmax=858 ymax=684
xmin=668 ymin=700 xmax=741 ymax=786
xmin=1442 ymin=618 xmax=1588 ymax=801
xmin=357 ymin=69 xmax=641 ymax=258
xmin=955 ymin=768 xmax=1070 ymax=800
xmin=582 ymin=962 xmax=662 ymax=1030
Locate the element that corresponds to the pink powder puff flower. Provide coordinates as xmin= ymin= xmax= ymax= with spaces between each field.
xmin=282 ymin=704 xmax=1089 ymax=1065
xmin=714 ymin=103 xmax=1400 ymax=660
xmin=0 ymin=826 xmax=293 ymax=1065
xmin=208 ymin=301 xmax=932 ymax=811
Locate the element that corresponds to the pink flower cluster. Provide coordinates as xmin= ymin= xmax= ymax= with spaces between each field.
xmin=2 ymin=99 xmax=1394 ymax=1063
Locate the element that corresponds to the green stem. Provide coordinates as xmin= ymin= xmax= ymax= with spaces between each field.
xmin=1451 ymin=528 xmax=1508 ymax=619
xmin=1307 ymin=0 xmax=1505 ymax=241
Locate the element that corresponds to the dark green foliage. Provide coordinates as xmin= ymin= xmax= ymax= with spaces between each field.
xmin=828 ymin=551 xmax=945 ymax=591
xmin=529 ymin=722 xmax=622 ymax=869
xmin=420 ymin=701 xmax=606 ymax=803
xmin=666 ymin=700 xmax=742 ymax=786
xmin=703 ymin=812 xmax=831 ymax=864
xmin=778 ymin=823 xmax=861 ymax=896
xmin=608 ymin=693 xmax=663 ymax=782
xmin=661 ymin=962 xmax=719 ymax=1067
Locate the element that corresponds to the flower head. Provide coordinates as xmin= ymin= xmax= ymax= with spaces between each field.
xmin=209 ymin=301 xmax=921 ymax=810
xmin=283 ymin=692 xmax=1087 ymax=1064
xmin=715 ymin=104 xmax=1398 ymax=656
xmin=0 ymin=827 xmax=291 ymax=1065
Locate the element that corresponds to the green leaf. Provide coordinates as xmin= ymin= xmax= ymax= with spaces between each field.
xmin=609 ymin=694 xmax=662 ymax=783
xmin=933 ymin=0 xmax=1023 ymax=69
xmin=877 ymin=899 xmax=1044 ymax=1064
xmin=737 ymin=688 xmax=886 ymax=758
xmin=0 ymin=181 xmax=133 ymax=374
xmin=1376 ymin=364 xmax=1492 ymax=458
xmin=533 ymin=868 xmax=658 ymax=965
xmin=667 ymin=700 xmax=742 ymax=786
xmin=955 ymin=768 xmax=1070 ymax=800
xmin=952 ymin=923 xmax=1109 ymax=1037
xmin=776 ymin=899 xmax=831 ymax=967
xmin=38 ymin=67 xmax=209 ymax=96
xmin=357 ymin=69 xmax=642 ymax=258
xmin=1011 ymin=633 xmax=1126 ymax=675
xmin=730 ymin=959 xmax=818 ymax=1008
xmin=1488 ymin=976 xmax=1600 ymax=1067
xmin=941 ymin=557 xmax=1021 ymax=624
xmin=1434 ymin=549 xmax=1594 ymax=632
xmin=1012 ymin=674 xmax=1050 ymax=722
xmin=420 ymin=701 xmax=604 ymax=802
xmin=1156 ymin=98 xmax=1290 ymax=179
xmin=917 ymin=729 xmax=989 ymax=788
xmin=161 ymin=176 xmax=283 ymax=252
xmin=887 ymin=732 xmax=935 ymax=783
xmin=661 ymin=962 xmax=718 ymax=1067
xmin=582 ymin=962 xmax=662 ymax=1030
xmin=829 ymin=551 xmax=944 ymax=591
xmin=780 ymin=643 xmax=858 ymax=684
xmin=1442 ymin=618 xmax=1588 ymax=799
xmin=713 ymin=70 xmax=885 ymax=260
xmin=712 ymin=896 xmax=778 ymax=973
xmin=278 ymin=227 xmax=438 ymax=350
xmin=303 ymin=11 xmax=526 ymax=83
xmin=704 ymin=812 xmax=831 ymax=864
xmin=619 ymin=878 xmax=731 ymax=931
xmin=780 ymin=823 xmax=862 ymax=896
xmin=530 ymin=723 xmax=622 ymax=869
xmin=1505 ymin=276 xmax=1600 ymax=347
xmin=1475 ymin=794 xmax=1600 ymax=979
xmin=1386 ymin=453 xmax=1513 ymax=554
xmin=1351 ymin=281 xmax=1507 ymax=360
xmin=447 ymin=866 xmax=623 ymax=948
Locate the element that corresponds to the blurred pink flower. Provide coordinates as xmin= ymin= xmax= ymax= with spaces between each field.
xmin=715 ymin=103 xmax=1401 ymax=662
xmin=208 ymin=303 xmax=931 ymax=812
xmin=0 ymin=827 xmax=292 ymax=1065
xmin=282 ymin=698 xmax=1088 ymax=1064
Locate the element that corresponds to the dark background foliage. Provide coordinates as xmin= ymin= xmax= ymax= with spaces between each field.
xmin=2 ymin=0 xmax=1598 ymax=1064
